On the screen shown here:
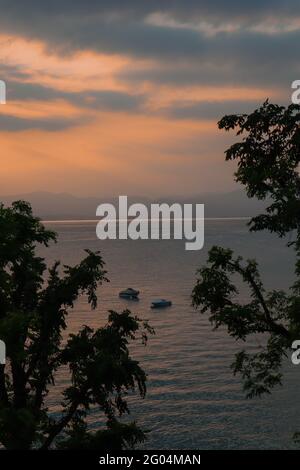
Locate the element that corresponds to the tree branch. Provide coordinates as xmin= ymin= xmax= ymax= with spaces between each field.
xmin=230 ymin=261 xmax=291 ymax=339
xmin=40 ymin=398 xmax=81 ymax=450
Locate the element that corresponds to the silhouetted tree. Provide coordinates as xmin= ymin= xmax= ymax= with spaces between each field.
xmin=0 ymin=201 xmax=153 ymax=449
xmin=193 ymin=101 xmax=300 ymax=399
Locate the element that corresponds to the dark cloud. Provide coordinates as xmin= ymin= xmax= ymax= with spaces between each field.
xmin=3 ymin=80 xmax=145 ymax=112
xmin=163 ymin=99 xmax=274 ymax=121
xmin=0 ymin=79 xmax=145 ymax=131
xmin=0 ymin=114 xmax=88 ymax=132
xmin=0 ymin=2 xmax=298 ymax=92
xmin=75 ymin=90 xmax=145 ymax=111
xmin=0 ymin=64 xmax=30 ymax=82
xmin=6 ymin=81 xmax=62 ymax=101
xmin=0 ymin=1 xmax=298 ymax=24
xmin=118 ymin=61 xmax=298 ymax=89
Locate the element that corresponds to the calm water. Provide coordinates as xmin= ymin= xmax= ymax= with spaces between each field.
xmin=38 ymin=219 xmax=300 ymax=449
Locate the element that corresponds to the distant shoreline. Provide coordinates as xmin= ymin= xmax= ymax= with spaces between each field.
xmin=43 ymin=217 xmax=251 ymax=224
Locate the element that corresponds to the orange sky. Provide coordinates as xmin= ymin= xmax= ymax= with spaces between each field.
xmin=0 ymin=18 xmax=291 ymax=197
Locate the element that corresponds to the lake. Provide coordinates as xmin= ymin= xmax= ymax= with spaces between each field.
xmin=38 ymin=219 xmax=300 ymax=449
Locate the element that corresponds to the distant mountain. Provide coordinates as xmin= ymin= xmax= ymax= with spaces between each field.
xmin=0 ymin=190 xmax=266 ymax=219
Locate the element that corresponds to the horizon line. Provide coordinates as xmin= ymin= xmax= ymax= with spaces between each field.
xmin=43 ymin=217 xmax=251 ymax=224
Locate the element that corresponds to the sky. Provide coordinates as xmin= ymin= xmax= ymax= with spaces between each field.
xmin=0 ymin=0 xmax=298 ymax=197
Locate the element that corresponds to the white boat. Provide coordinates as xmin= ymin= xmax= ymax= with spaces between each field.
xmin=119 ymin=288 xmax=140 ymax=299
xmin=151 ymin=299 xmax=172 ymax=309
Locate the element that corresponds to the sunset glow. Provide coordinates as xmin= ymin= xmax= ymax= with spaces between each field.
xmin=0 ymin=3 xmax=296 ymax=197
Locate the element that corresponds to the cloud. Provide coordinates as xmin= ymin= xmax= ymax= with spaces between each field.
xmin=7 ymin=80 xmax=144 ymax=109
xmin=118 ymin=61 xmax=295 ymax=89
xmin=0 ymin=114 xmax=87 ymax=132
xmin=162 ymin=99 xmax=271 ymax=121
xmin=74 ymin=90 xmax=145 ymax=111
xmin=0 ymin=63 xmax=31 ymax=81
xmin=0 ymin=0 xmax=298 ymax=196
xmin=0 ymin=1 xmax=299 ymax=25
xmin=6 ymin=81 xmax=63 ymax=101
xmin=0 ymin=1 xmax=298 ymax=92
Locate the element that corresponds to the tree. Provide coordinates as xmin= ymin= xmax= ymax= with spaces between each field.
xmin=0 ymin=201 xmax=153 ymax=449
xmin=192 ymin=101 xmax=300 ymax=399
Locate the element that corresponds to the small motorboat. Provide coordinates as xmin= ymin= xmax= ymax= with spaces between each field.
xmin=119 ymin=288 xmax=140 ymax=299
xmin=151 ymin=299 xmax=172 ymax=309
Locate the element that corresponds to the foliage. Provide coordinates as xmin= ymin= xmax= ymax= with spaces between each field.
xmin=0 ymin=201 xmax=153 ymax=449
xmin=192 ymin=101 xmax=300 ymax=399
